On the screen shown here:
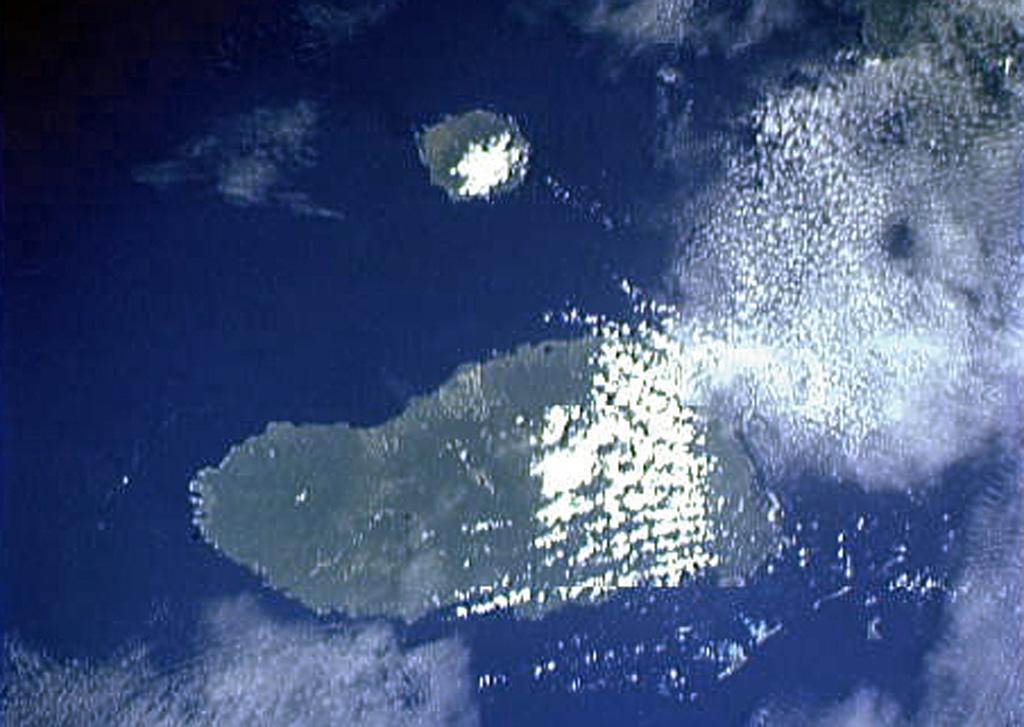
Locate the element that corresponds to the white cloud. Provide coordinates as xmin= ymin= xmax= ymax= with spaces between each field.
xmin=3 ymin=596 xmax=479 ymax=727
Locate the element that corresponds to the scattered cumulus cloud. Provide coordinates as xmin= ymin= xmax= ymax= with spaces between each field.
xmin=2 ymin=596 xmax=479 ymax=727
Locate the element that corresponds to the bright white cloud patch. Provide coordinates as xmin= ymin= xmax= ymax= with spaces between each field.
xmin=665 ymin=51 xmax=1024 ymax=489
xmin=2 ymin=597 xmax=479 ymax=727
xmin=526 ymin=325 xmax=719 ymax=598
xmin=452 ymin=131 xmax=529 ymax=198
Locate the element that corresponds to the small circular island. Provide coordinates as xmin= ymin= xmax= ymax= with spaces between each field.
xmin=417 ymin=109 xmax=530 ymax=201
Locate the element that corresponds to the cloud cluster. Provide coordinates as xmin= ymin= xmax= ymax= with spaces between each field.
xmin=2 ymin=597 xmax=479 ymax=727
xmin=135 ymin=100 xmax=345 ymax=220
xmin=520 ymin=0 xmax=851 ymax=55
xmin=583 ymin=0 xmax=807 ymax=51
xmin=664 ymin=48 xmax=1023 ymax=489
xmin=640 ymin=1 xmax=1024 ymax=725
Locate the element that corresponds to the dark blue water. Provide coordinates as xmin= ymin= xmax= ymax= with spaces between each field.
xmin=3 ymin=1 xmax=967 ymax=724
